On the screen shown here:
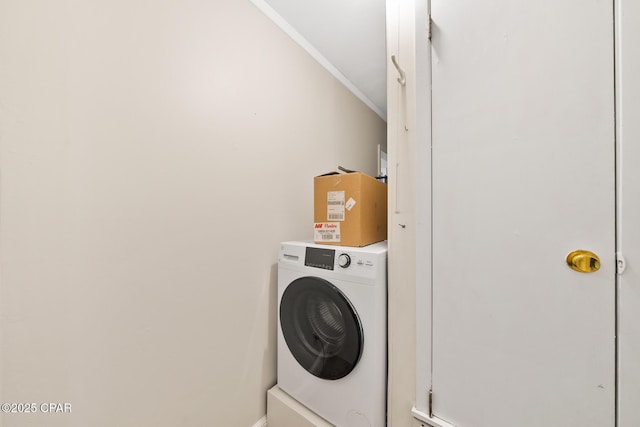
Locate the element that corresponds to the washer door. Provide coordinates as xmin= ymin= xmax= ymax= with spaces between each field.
xmin=280 ymin=276 xmax=364 ymax=380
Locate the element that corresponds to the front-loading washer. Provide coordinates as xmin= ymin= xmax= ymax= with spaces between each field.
xmin=277 ymin=241 xmax=387 ymax=427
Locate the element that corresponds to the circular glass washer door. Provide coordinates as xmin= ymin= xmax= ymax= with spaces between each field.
xmin=280 ymin=276 xmax=364 ymax=380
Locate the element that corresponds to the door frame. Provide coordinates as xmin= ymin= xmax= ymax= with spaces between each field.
xmin=411 ymin=0 xmax=434 ymax=422
xmin=616 ymin=0 xmax=640 ymax=425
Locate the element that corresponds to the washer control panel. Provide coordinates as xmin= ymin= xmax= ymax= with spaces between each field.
xmin=280 ymin=242 xmax=386 ymax=280
xmin=304 ymin=248 xmax=374 ymax=270
xmin=302 ymin=247 xmax=377 ymax=271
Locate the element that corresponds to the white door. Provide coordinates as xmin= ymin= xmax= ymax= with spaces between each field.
xmin=430 ymin=1 xmax=616 ymax=426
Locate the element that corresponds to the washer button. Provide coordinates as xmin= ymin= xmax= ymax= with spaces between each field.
xmin=337 ymin=253 xmax=351 ymax=268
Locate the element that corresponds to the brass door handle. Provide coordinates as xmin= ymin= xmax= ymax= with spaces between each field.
xmin=566 ymin=250 xmax=601 ymax=273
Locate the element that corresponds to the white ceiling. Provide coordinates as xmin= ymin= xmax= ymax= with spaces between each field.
xmin=251 ymin=0 xmax=387 ymax=120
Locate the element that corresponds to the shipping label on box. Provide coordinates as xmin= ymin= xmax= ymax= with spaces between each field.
xmin=327 ymin=191 xmax=345 ymax=221
xmin=314 ymin=222 xmax=341 ymax=243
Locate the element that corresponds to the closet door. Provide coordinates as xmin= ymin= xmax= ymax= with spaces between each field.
xmin=430 ymin=1 xmax=615 ymax=426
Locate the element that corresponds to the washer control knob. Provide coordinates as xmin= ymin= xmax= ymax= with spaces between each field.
xmin=337 ymin=253 xmax=351 ymax=268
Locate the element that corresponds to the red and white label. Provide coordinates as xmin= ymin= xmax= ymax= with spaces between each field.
xmin=314 ymin=222 xmax=341 ymax=242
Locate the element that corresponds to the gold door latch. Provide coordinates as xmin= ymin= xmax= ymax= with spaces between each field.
xmin=566 ymin=250 xmax=601 ymax=273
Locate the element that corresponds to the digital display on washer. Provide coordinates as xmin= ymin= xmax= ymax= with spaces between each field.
xmin=304 ymin=247 xmax=335 ymax=270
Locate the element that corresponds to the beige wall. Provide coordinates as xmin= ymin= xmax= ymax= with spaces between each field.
xmin=0 ymin=1 xmax=385 ymax=426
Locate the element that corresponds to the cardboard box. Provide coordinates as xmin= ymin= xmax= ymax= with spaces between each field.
xmin=314 ymin=171 xmax=387 ymax=247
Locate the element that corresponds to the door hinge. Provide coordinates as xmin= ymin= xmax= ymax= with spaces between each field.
xmin=428 ymin=388 xmax=433 ymax=417
xmin=427 ymin=16 xmax=432 ymax=41
xmin=617 ymin=252 xmax=626 ymax=275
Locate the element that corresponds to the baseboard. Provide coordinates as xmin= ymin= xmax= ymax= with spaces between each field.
xmin=411 ymin=407 xmax=457 ymax=427
xmin=251 ymin=415 xmax=267 ymax=427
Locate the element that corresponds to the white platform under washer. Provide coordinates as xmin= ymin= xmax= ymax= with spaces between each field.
xmin=277 ymin=241 xmax=388 ymax=427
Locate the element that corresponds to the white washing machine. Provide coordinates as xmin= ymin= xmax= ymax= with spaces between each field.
xmin=277 ymin=241 xmax=388 ymax=427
